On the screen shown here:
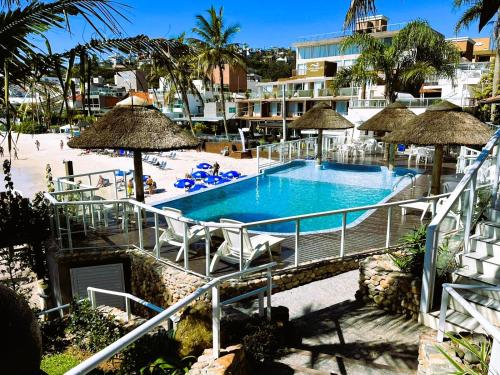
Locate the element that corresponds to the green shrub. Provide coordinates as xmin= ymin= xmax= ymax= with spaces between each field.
xmin=174 ymin=303 xmax=212 ymax=357
xmin=66 ymin=299 xmax=123 ymax=353
xmin=193 ymin=122 xmax=211 ymax=135
xmin=11 ymin=121 xmax=46 ymax=134
xmin=139 ymin=355 xmax=195 ymax=375
xmin=390 ymin=225 xmax=427 ymax=274
xmin=41 ymin=352 xmax=80 ymax=375
xmin=40 ymin=317 xmax=69 ymax=355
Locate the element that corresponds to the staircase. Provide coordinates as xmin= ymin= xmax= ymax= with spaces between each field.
xmin=423 ymin=206 xmax=500 ymax=333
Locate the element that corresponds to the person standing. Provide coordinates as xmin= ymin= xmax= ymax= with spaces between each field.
xmin=60 ymin=140 xmax=64 ymax=150
xmin=127 ymin=178 xmax=134 ymax=197
xmin=0 ymin=146 xmax=3 ymax=157
xmin=14 ymin=149 xmax=18 ymax=160
xmin=213 ymin=161 xmax=220 ymax=176
xmin=35 ymin=140 xmax=40 ymax=151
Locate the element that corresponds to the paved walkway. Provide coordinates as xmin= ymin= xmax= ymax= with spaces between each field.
xmin=259 ymin=270 xmax=427 ymax=374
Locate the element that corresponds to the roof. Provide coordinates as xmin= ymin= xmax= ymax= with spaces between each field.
xmin=382 ymin=100 xmax=492 ymax=146
xmin=358 ymin=102 xmax=416 ymax=132
xmin=288 ymin=102 xmax=354 ymax=130
xmin=68 ymin=105 xmax=199 ymax=151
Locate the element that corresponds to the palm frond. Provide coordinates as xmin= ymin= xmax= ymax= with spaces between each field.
xmin=455 ymin=2 xmax=483 ymax=32
xmin=344 ymin=0 xmax=376 ymax=29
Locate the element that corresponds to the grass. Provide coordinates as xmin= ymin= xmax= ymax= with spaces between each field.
xmin=41 ymin=352 xmax=81 ymax=375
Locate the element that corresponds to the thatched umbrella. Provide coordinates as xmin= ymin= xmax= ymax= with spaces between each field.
xmin=383 ymin=100 xmax=492 ymax=194
xmin=68 ymin=104 xmax=199 ymax=202
xmin=289 ymin=102 xmax=354 ymax=165
xmin=358 ymin=102 xmax=417 ymax=167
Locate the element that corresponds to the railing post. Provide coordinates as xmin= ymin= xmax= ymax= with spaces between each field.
xmin=239 ymin=228 xmax=244 ymax=271
xmin=53 ymin=205 xmax=63 ymax=249
xmin=341 ymin=212 xmax=346 ymax=258
xmin=212 ymin=284 xmax=221 ymax=359
xmin=154 ymin=213 xmax=160 ymax=258
xmin=257 ymin=146 xmax=260 ymax=173
xmin=268 ymin=145 xmax=271 ymax=165
xmin=279 ymin=144 xmax=283 ymax=163
xmin=492 ymin=142 xmax=500 ymax=209
xmin=88 ymin=288 xmax=96 ymax=309
xmin=65 ymin=206 xmax=73 ymax=252
xmin=420 ymin=226 xmax=439 ymax=314
xmin=437 ymin=285 xmax=449 ymax=342
xmin=294 ymin=219 xmax=300 ymax=267
xmin=183 ymin=223 xmax=189 ymax=270
xmin=137 ymin=206 xmax=144 ymax=250
xmin=464 ymin=173 xmax=478 ymax=253
xmin=386 ymin=206 xmax=392 ymax=248
xmin=258 ymin=291 xmax=265 ymax=317
xmin=266 ymin=269 xmax=272 ymax=320
xmin=490 ymin=339 xmax=500 ymax=373
xmin=125 ymin=297 xmax=131 ymax=323
xmin=203 ymin=227 xmax=211 ymax=277
xmin=298 ymin=140 xmax=301 ymax=159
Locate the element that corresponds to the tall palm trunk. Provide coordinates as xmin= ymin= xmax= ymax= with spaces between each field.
xmin=79 ymin=52 xmax=86 ymax=116
xmin=218 ymin=64 xmax=229 ymax=139
xmin=4 ymin=59 xmax=11 ymax=154
xmin=181 ymin=90 xmax=195 ymax=136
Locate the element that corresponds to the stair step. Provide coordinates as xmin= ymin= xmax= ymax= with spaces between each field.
xmin=469 ymin=235 xmax=500 ymax=255
xmin=484 ymin=207 xmax=500 ymax=221
xmin=452 ymin=270 xmax=500 ymax=285
xmin=428 ymin=309 xmax=486 ymax=334
xmin=459 ymin=253 xmax=500 ymax=278
xmin=448 ymin=290 xmax=500 ymax=325
xmin=477 ymin=221 xmax=500 ymax=237
xmin=453 ymin=271 xmax=500 ymax=299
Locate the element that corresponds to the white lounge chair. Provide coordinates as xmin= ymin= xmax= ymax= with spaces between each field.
xmin=209 ymin=218 xmax=284 ymax=272
xmin=154 ymin=207 xmax=219 ymax=261
xmin=401 ymin=198 xmax=461 ymax=229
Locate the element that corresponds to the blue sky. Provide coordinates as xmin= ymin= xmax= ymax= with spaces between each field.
xmin=43 ymin=0 xmax=495 ymax=53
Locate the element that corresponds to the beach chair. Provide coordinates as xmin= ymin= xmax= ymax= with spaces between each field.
xmin=209 ymin=219 xmax=285 ymax=272
xmin=400 ymin=198 xmax=461 ymax=229
xmin=153 ymin=207 xmax=219 ymax=262
xmin=158 ymin=161 xmax=167 ymax=170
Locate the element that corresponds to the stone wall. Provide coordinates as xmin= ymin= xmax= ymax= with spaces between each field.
xmin=417 ymin=330 xmax=459 ymax=374
xmin=188 ymin=345 xmax=247 ymax=375
xmin=356 ymin=254 xmax=421 ymax=320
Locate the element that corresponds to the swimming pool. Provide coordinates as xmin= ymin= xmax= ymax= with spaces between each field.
xmin=157 ymin=161 xmax=417 ymax=234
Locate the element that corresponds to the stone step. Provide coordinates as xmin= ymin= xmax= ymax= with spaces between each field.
xmin=448 ymin=289 xmax=500 ymax=326
xmin=263 ymin=362 xmax=333 ymax=375
xmin=277 ymin=348 xmax=415 ymax=375
xmin=469 ymin=235 xmax=500 ymax=255
xmin=459 ymin=252 xmax=500 ymax=278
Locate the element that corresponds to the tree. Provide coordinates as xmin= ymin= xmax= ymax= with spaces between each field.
xmin=332 ymin=20 xmax=459 ymax=104
xmin=190 ymin=6 xmax=245 ymax=139
xmin=473 ymin=62 xmax=500 ymax=121
xmin=455 ymin=0 xmax=500 ymax=121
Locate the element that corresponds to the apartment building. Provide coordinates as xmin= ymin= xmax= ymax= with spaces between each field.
xmin=235 ymin=15 xmax=493 ymax=139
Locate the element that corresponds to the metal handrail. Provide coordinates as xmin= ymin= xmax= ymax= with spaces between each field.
xmin=87 ymin=287 xmax=164 ymax=322
xmin=421 ymin=128 xmax=500 ymax=314
xmin=65 ymin=262 xmax=275 ymax=375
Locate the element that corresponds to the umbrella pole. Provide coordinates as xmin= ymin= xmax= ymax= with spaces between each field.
xmin=134 ymin=151 xmax=145 ymax=202
xmin=431 ymin=145 xmax=444 ymax=195
xmin=316 ymin=129 xmax=323 ymax=166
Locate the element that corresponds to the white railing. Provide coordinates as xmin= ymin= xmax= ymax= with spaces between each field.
xmin=65 ymin=262 xmax=275 ymax=375
xmin=456 ymin=146 xmax=482 ymax=174
xmin=87 ymin=287 xmax=164 ymax=322
xmin=421 ymin=128 xmax=500 ymax=315
xmin=350 ymin=98 xmax=442 ymax=109
xmin=256 ymin=138 xmax=317 ymax=172
xmin=438 ymin=284 xmax=500 ymax=372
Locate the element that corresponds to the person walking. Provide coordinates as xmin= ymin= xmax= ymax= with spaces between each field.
xmin=60 ymin=140 xmax=64 ymax=150
xmin=0 ymin=146 xmax=3 ymax=157
xmin=14 ymin=149 xmax=18 ymax=160
xmin=35 ymin=140 xmax=40 ymax=151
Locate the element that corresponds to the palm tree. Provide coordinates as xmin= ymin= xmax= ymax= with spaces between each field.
xmin=190 ymin=6 xmax=245 ymax=139
xmin=332 ymin=20 xmax=459 ymax=104
xmin=0 ymin=0 xmax=126 ymax=153
xmin=455 ymin=0 xmax=500 ymax=121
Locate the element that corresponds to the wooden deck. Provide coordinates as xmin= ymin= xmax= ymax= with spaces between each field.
xmin=65 ymin=155 xmax=461 ymax=278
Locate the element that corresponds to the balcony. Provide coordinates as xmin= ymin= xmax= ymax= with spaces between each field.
xmin=350 ymin=98 xmax=442 ymax=109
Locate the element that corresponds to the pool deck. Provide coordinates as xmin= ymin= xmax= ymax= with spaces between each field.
xmin=67 ymin=154 xmax=461 ymax=278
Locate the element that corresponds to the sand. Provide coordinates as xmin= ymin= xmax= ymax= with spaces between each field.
xmin=2 ymin=132 xmax=258 ymax=204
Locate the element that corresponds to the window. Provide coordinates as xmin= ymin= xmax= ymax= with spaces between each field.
xmin=298 ymin=43 xmax=359 ymax=59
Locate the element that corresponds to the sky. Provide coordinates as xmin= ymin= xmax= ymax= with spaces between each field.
xmin=43 ymin=0 xmax=495 ymax=54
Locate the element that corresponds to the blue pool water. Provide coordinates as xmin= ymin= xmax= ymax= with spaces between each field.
xmin=157 ymin=161 xmax=417 ymax=234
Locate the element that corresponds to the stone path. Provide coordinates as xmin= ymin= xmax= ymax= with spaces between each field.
xmin=240 ymin=270 xmax=428 ymax=374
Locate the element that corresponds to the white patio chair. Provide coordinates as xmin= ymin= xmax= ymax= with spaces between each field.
xmin=154 ymin=207 xmax=220 ymax=261
xmin=400 ymin=198 xmax=461 ymax=229
xmin=339 ymin=144 xmax=350 ymax=160
xmin=209 ymin=218 xmax=284 ymax=272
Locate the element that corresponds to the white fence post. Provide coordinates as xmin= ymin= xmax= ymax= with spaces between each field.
xmin=137 ymin=206 xmax=144 ymax=250
xmin=154 ymin=213 xmax=160 ymax=258
xmin=239 ymin=229 xmax=244 ymax=271
xmin=464 ymin=173 xmax=477 ymax=253
xmin=266 ymin=268 xmax=272 ymax=320
xmin=295 ymin=219 xmax=300 ymax=267
xmin=437 ymin=286 xmax=449 ymax=342
xmin=183 ymin=223 xmax=189 ymax=270
xmin=386 ymin=207 xmax=392 ymax=248
xmin=205 ymin=228 xmax=211 ymax=277
xmin=125 ymin=297 xmax=131 ymax=322
xmin=341 ymin=212 xmax=346 ymax=258
xmin=212 ymin=285 xmax=221 ymax=359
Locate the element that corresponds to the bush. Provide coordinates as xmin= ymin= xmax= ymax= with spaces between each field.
xmin=242 ymin=316 xmax=284 ymax=363
xmin=390 ymin=225 xmax=427 ymax=274
xmin=193 ymin=122 xmax=211 ymax=135
xmin=40 ymin=317 xmax=69 ymax=355
xmin=40 ymin=352 xmax=81 ymax=375
xmin=11 ymin=121 xmax=46 ymax=134
xmin=66 ymin=299 xmax=124 ymax=353
xmin=174 ymin=302 xmax=212 ymax=357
